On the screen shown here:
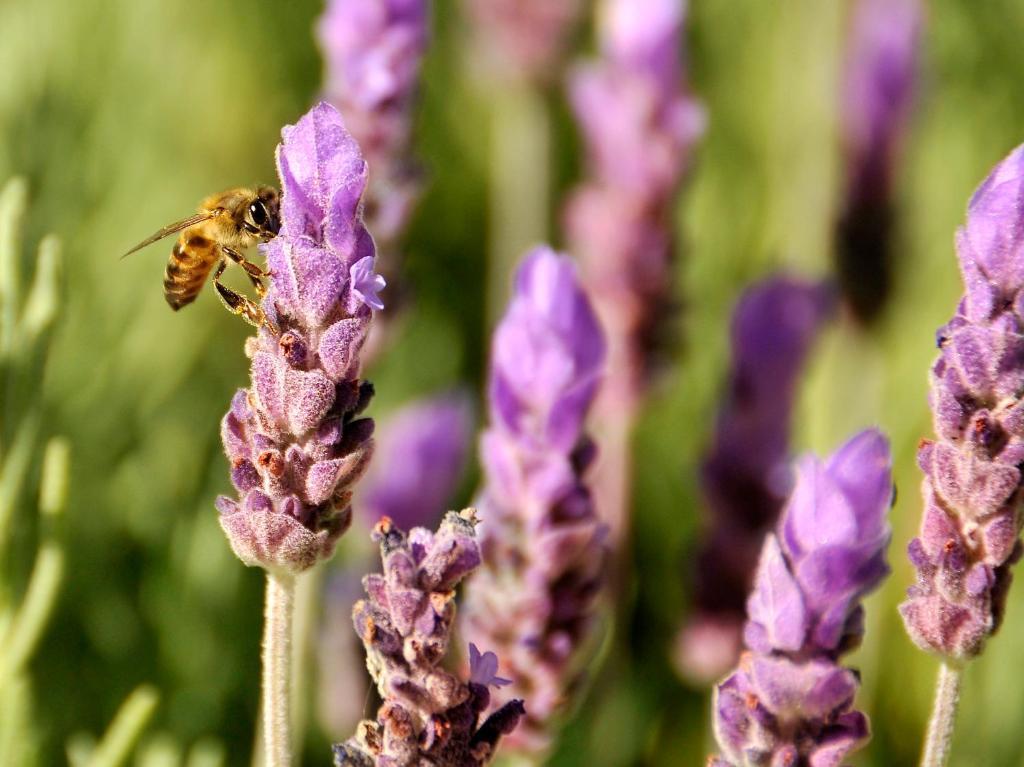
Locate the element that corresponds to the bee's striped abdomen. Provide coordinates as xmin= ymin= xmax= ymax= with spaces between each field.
xmin=163 ymin=235 xmax=218 ymax=310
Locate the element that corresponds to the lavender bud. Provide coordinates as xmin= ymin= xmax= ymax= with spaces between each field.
xmin=217 ymin=102 xmax=383 ymax=575
xmin=335 ymin=511 xmax=524 ymax=766
xmin=462 ymin=0 xmax=583 ymax=83
xmin=900 ymin=144 xmax=1024 ymax=660
xmin=836 ymin=0 xmax=922 ymax=322
xmin=678 ymin=277 xmax=832 ymax=683
xmin=710 ymin=430 xmax=893 ymax=766
xmin=317 ymin=0 xmax=429 ymax=256
xmin=461 ymin=247 xmax=608 ymax=757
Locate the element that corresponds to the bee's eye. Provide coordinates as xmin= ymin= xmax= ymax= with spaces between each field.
xmin=249 ymin=201 xmax=269 ymax=228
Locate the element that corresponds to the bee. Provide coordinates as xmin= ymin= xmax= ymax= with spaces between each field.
xmin=122 ymin=186 xmax=280 ymax=328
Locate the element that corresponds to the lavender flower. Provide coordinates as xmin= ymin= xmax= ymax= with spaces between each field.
xmin=836 ymin=0 xmax=921 ymax=322
xmin=462 ymin=0 xmax=583 ymax=83
xmin=900 ymin=144 xmax=1024 ymax=660
xmin=217 ymin=102 xmax=383 ymax=575
xmin=711 ymin=430 xmax=894 ymax=766
xmin=565 ymin=0 xmax=703 ymax=540
xmin=357 ymin=393 xmax=474 ymax=531
xmin=460 ymin=247 xmax=607 ymax=756
xmin=677 ymin=277 xmax=832 ymax=683
xmin=317 ymin=0 xmax=428 ymax=259
xmin=333 ymin=511 xmax=524 ymax=766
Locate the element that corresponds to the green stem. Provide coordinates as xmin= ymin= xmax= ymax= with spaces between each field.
xmin=921 ymin=661 xmax=964 ymax=767
xmin=84 ymin=685 xmax=160 ymax=767
xmin=262 ymin=571 xmax=296 ymax=767
xmin=486 ymin=80 xmax=550 ymax=325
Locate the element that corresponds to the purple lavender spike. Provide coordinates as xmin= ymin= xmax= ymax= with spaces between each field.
xmin=677 ymin=277 xmax=832 ymax=683
xmin=710 ymin=430 xmax=893 ymax=766
xmin=461 ymin=247 xmax=608 ymax=757
xmin=836 ymin=0 xmax=922 ymax=322
xmin=217 ymin=102 xmax=383 ymax=575
xmin=462 ymin=0 xmax=583 ymax=83
xmin=564 ymin=0 xmax=704 ymax=543
xmin=900 ymin=144 xmax=1024 ymax=661
xmin=357 ymin=393 xmax=474 ymax=531
xmin=317 ymin=0 xmax=429 ymax=264
xmin=333 ymin=511 xmax=524 ymax=766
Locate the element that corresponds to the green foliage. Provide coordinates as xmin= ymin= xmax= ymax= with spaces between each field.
xmin=2 ymin=0 xmax=1024 ymax=764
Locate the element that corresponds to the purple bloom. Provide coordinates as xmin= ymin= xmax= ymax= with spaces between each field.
xmin=462 ymin=0 xmax=583 ymax=83
xmin=564 ymin=0 xmax=703 ymax=542
xmin=333 ymin=512 xmax=524 ymax=766
xmin=676 ymin=277 xmax=832 ymax=683
xmin=217 ymin=102 xmax=377 ymax=574
xmin=317 ymin=0 xmax=428 ymax=256
xmin=350 ymin=255 xmax=387 ymax=312
xmin=469 ymin=644 xmax=512 ymax=689
xmin=836 ymin=0 xmax=922 ymax=322
xmin=461 ymin=247 xmax=608 ymax=757
xmin=711 ymin=430 xmax=893 ymax=767
xmin=357 ymin=393 xmax=474 ymax=530
xmin=900 ymin=144 xmax=1024 ymax=661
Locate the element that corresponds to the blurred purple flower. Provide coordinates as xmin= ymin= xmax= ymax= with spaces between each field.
xmin=711 ymin=430 xmax=894 ymax=766
xmin=462 ymin=0 xmax=583 ymax=83
xmin=317 ymin=0 xmax=428 ymax=257
xmin=900 ymin=144 xmax=1024 ymax=660
xmin=836 ymin=0 xmax=922 ymax=322
xmin=333 ymin=512 xmax=524 ymax=766
xmin=217 ymin=102 xmax=377 ymax=574
xmin=565 ymin=0 xmax=703 ymax=543
xmin=357 ymin=393 xmax=474 ymax=530
xmin=677 ymin=277 xmax=832 ymax=683
xmin=461 ymin=247 xmax=608 ymax=757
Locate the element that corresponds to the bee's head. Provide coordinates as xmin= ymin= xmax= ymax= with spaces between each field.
xmin=243 ymin=186 xmax=281 ymax=240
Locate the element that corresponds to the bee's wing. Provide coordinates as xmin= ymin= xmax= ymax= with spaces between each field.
xmin=119 ymin=212 xmax=216 ymax=259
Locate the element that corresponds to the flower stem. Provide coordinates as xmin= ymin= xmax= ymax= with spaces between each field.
xmin=263 ymin=571 xmax=296 ymax=767
xmin=921 ymin=661 xmax=963 ymax=767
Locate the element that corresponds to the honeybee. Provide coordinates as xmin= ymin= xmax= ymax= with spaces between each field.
xmin=122 ymin=186 xmax=280 ymax=328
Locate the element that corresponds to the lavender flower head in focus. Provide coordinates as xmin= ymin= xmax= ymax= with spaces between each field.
xmin=317 ymin=0 xmax=429 ymax=259
xmin=711 ymin=430 xmax=893 ymax=767
xmin=217 ymin=102 xmax=384 ymax=574
xmin=357 ymin=392 xmax=474 ymax=531
xmin=333 ymin=511 xmax=524 ymax=766
xmin=900 ymin=144 xmax=1024 ymax=660
xmin=461 ymin=247 xmax=608 ymax=756
xmin=836 ymin=0 xmax=921 ymax=322
xmin=677 ymin=277 xmax=832 ymax=684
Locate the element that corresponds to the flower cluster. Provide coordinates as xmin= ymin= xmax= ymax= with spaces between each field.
xmin=677 ymin=277 xmax=832 ymax=683
xmin=317 ymin=0 xmax=429 ymax=261
xmin=565 ymin=0 xmax=704 ymax=408
xmin=462 ymin=0 xmax=583 ymax=83
xmin=711 ymin=430 xmax=893 ymax=766
xmin=217 ymin=102 xmax=385 ymax=575
xmin=357 ymin=393 xmax=474 ymax=531
xmin=836 ymin=0 xmax=921 ymax=322
xmin=900 ymin=144 xmax=1024 ymax=660
xmin=460 ymin=247 xmax=607 ymax=756
xmin=333 ymin=511 xmax=524 ymax=766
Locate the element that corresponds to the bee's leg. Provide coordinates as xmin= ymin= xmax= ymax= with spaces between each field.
xmin=222 ymin=246 xmax=269 ymax=298
xmin=212 ymin=259 xmax=273 ymax=331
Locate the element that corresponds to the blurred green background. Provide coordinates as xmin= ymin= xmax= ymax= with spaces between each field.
xmin=2 ymin=0 xmax=1024 ymax=764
